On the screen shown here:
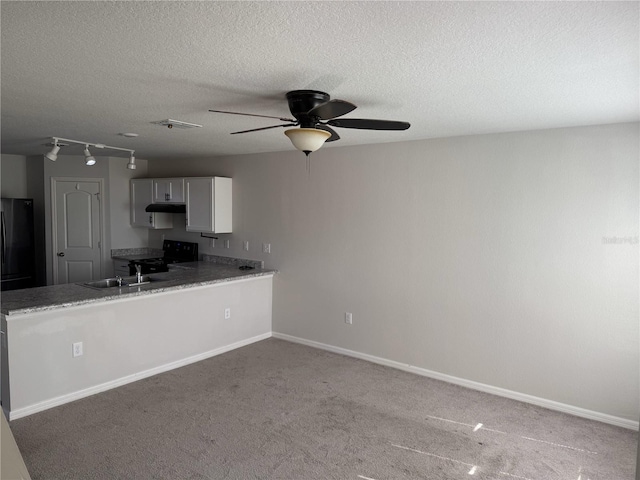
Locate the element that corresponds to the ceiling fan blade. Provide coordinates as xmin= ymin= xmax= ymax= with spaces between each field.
xmin=230 ymin=123 xmax=297 ymax=135
xmin=327 ymin=118 xmax=411 ymax=131
xmin=307 ymin=100 xmax=357 ymax=120
xmin=316 ymin=125 xmax=340 ymax=142
xmin=210 ymin=109 xmax=295 ymax=123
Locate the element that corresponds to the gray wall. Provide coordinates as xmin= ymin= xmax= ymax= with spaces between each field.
xmin=148 ymin=122 xmax=639 ymax=423
xmin=42 ymin=155 xmax=151 ymax=281
xmin=26 ymin=157 xmax=46 ymax=286
xmin=7 ymin=155 xmax=150 ymax=284
xmin=0 ymin=154 xmax=28 ymax=198
xmin=42 ymin=155 xmax=111 ymax=284
xmin=108 ymin=157 xmax=149 ymax=250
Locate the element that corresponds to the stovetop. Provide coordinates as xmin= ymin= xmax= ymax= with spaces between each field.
xmin=135 ymin=257 xmax=166 ymax=265
xmin=132 ymin=240 xmax=199 ymax=265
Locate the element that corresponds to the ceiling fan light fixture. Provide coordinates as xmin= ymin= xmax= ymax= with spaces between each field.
xmin=285 ymin=128 xmax=331 ymax=156
xmin=212 ymin=90 xmax=410 ymax=155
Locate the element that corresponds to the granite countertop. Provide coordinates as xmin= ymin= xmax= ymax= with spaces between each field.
xmin=1 ymin=262 xmax=276 ymax=316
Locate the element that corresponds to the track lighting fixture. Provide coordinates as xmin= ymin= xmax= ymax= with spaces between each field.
xmin=45 ymin=137 xmax=136 ymax=168
xmin=45 ymin=142 xmax=60 ymax=161
xmin=83 ymin=145 xmax=96 ymax=166
xmin=127 ymin=153 xmax=136 ymax=170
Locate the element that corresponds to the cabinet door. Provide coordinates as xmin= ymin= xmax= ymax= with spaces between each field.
xmin=130 ymin=179 xmax=173 ymax=229
xmin=213 ymin=177 xmax=232 ymax=233
xmin=131 ymin=179 xmax=153 ymax=227
xmin=153 ymin=178 xmax=184 ymax=203
xmin=185 ymin=177 xmax=232 ymax=233
xmin=185 ymin=178 xmax=214 ymax=232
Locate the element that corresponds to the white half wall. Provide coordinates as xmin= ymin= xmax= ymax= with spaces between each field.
xmin=5 ymin=276 xmax=273 ymax=418
xmin=148 ymin=122 xmax=640 ymax=423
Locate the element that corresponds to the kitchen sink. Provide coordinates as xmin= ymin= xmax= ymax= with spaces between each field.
xmin=84 ymin=278 xmax=121 ymax=289
xmin=80 ymin=275 xmax=160 ymax=290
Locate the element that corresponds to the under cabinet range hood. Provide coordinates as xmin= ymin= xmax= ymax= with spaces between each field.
xmin=145 ymin=204 xmax=186 ymax=213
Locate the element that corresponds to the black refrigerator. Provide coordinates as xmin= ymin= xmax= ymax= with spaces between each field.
xmin=1 ymin=198 xmax=36 ymax=291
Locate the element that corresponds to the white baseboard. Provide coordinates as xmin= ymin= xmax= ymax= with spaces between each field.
xmin=14 ymin=331 xmax=638 ymax=431
xmin=9 ymin=332 xmax=272 ymax=420
xmin=272 ymin=332 xmax=639 ymax=431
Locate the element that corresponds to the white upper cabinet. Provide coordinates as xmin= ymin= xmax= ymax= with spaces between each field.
xmin=130 ymin=179 xmax=173 ymax=229
xmin=185 ymin=177 xmax=232 ymax=233
xmin=153 ymin=178 xmax=185 ymax=203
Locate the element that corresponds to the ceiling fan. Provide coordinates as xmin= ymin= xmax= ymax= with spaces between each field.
xmin=209 ymin=90 xmax=410 ymax=156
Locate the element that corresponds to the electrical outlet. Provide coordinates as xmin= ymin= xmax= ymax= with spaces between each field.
xmin=224 ymin=239 xmax=230 ymax=249
xmin=262 ymin=243 xmax=271 ymax=254
xmin=224 ymin=308 xmax=231 ymax=319
xmin=72 ymin=342 xmax=83 ymax=357
xmin=345 ymin=312 xmax=353 ymax=325
xmin=210 ymin=238 xmax=215 ymax=248
xmin=243 ymin=241 xmax=249 ymax=251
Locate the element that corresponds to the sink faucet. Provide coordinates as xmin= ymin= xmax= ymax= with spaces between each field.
xmin=115 ymin=275 xmax=123 ymax=287
xmin=135 ymin=265 xmax=142 ymax=284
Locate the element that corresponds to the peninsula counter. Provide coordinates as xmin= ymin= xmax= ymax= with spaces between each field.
xmin=1 ymin=262 xmax=276 ymax=419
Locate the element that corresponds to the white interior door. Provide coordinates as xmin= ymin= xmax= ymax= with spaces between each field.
xmin=52 ymin=179 xmax=103 ymax=284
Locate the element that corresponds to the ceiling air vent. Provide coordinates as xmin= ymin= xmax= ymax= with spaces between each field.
xmin=151 ymin=119 xmax=203 ymax=129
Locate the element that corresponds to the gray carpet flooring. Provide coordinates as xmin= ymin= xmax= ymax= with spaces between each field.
xmin=10 ymin=338 xmax=638 ymax=479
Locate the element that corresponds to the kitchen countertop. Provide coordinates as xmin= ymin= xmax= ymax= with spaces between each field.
xmin=1 ymin=262 xmax=276 ymax=316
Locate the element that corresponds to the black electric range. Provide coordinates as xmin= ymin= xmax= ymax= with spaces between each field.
xmin=128 ymin=240 xmax=199 ymax=275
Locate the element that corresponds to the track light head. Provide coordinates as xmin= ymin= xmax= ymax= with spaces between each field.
xmin=127 ymin=153 xmax=136 ymax=170
xmin=83 ymin=145 xmax=96 ymax=166
xmin=45 ymin=143 xmax=60 ymax=161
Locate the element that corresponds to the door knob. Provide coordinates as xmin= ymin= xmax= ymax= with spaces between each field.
xmin=57 ymin=252 xmax=65 ymax=257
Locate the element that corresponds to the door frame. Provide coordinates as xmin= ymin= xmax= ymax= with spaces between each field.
xmin=50 ymin=177 xmax=106 ymax=284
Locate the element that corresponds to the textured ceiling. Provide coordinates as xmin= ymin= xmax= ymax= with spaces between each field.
xmin=1 ymin=1 xmax=638 ymax=160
